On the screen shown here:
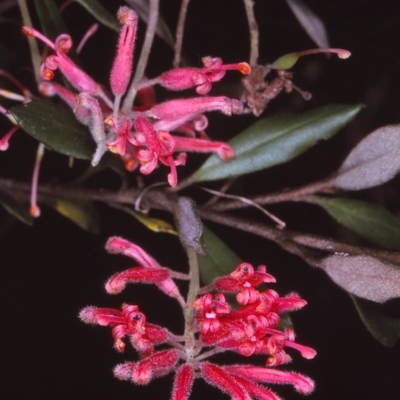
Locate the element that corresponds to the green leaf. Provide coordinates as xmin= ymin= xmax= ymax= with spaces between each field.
xmin=33 ymin=0 xmax=69 ymax=40
xmin=320 ymin=254 xmax=400 ymax=303
xmin=50 ymin=196 xmax=100 ymax=234
xmin=351 ymin=295 xmax=400 ymax=347
xmin=314 ymin=197 xmax=400 ymax=250
xmin=198 ymin=225 xmax=242 ymax=285
xmin=75 ymin=0 xmax=119 ymax=31
xmin=330 ymin=125 xmax=400 ymax=190
xmin=10 ymin=100 xmax=94 ymax=160
xmin=189 ymin=103 xmax=362 ymax=183
xmin=0 ymin=189 xmax=33 ymax=225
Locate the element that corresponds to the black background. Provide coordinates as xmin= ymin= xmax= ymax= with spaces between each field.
xmin=1 ymin=0 xmax=400 ymax=399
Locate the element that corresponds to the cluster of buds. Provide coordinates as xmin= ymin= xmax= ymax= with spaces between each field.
xmin=80 ymin=236 xmax=316 ymax=400
xmin=20 ymin=6 xmax=250 ymax=187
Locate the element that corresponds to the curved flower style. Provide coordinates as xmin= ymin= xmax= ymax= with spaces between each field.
xmin=80 ymin=237 xmax=316 ymax=400
xmin=21 ymin=6 xmax=251 ymax=186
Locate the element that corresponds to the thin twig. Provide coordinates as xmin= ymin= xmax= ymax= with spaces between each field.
xmin=122 ymin=0 xmax=159 ymax=114
xmin=199 ymin=186 xmax=286 ymax=228
xmin=173 ymin=0 xmax=190 ymax=68
xmin=243 ymin=0 xmax=259 ymax=66
xmin=209 ymin=179 xmax=331 ymax=211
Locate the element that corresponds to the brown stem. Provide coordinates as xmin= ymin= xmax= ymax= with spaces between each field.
xmin=2 ymin=177 xmax=399 ymax=267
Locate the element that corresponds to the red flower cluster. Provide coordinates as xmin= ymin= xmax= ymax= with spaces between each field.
xmin=21 ymin=6 xmax=250 ymax=186
xmin=80 ymin=237 xmax=316 ymax=400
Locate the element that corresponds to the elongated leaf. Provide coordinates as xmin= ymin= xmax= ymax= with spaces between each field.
xmin=125 ymin=0 xmax=175 ymax=47
xmin=34 ymin=0 xmax=68 ymax=40
xmin=314 ymin=197 xmax=400 ymax=250
xmin=10 ymin=100 xmax=94 ymax=160
xmin=331 ymin=125 xmax=400 ymax=190
xmin=320 ymin=254 xmax=400 ymax=303
xmin=198 ymin=225 xmax=242 ymax=285
xmin=285 ymin=0 xmax=329 ymax=48
xmin=189 ymin=104 xmax=361 ymax=183
xmin=75 ymin=0 xmax=119 ymax=31
xmin=51 ymin=196 xmax=100 ymax=234
xmin=351 ymin=295 xmax=400 ymax=347
xmin=0 ymin=189 xmax=33 ymax=225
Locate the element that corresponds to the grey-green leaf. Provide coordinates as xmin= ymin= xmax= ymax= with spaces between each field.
xmin=189 ymin=104 xmax=361 ymax=183
xmin=198 ymin=225 xmax=242 ymax=285
xmin=285 ymin=0 xmax=329 ymax=48
xmin=75 ymin=0 xmax=119 ymax=31
xmin=0 ymin=189 xmax=33 ymax=225
xmin=351 ymin=295 xmax=400 ymax=347
xmin=331 ymin=125 xmax=400 ymax=190
xmin=320 ymin=254 xmax=400 ymax=303
xmin=314 ymin=197 xmax=400 ymax=250
xmin=10 ymin=100 xmax=94 ymax=160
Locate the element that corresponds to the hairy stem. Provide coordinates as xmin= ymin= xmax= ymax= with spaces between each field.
xmin=243 ymin=0 xmax=259 ymax=66
xmin=173 ymin=0 xmax=190 ymax=68
xmin=122 ymin=0 xmax=159 ymax=113
xmin=184 ymin=247 xmax=200 ymax=360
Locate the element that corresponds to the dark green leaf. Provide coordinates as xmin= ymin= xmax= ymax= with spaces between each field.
xmin=189 ymin=104 xmax=361 ymax=183
xmin=0 ymin=189 xmax=33 ymax=225
xmin=320 ymin=254 xmax=400 ymax=303
xmin=50 ymin=196 xmax=100 ymax=234
xmin=34 ymin=0 xmax=68 ymax=40
xmin=175 ymin=197 xmax=206 ymax=255
xmin=198 ymin=225 xmax=242 ymax=285
xmin=330 ymin=125 xmax=400 ymax=190
xmin=75 ymin=0 xmax=119 ymax=31
xmin=10 ymin=100 xmax=94 ymax=160
xmin=351 ymin=295 xmax=400 ymax=347
xmin=314 ymin=197 xmax=400 ymax=250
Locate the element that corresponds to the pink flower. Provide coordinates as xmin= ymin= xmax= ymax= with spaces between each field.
xmin=81 ymin=250 xmax=316 ymax=400
xmin=79 ymin=304 xmax=169 ymax=356
xmin=22 ymin=6 xmax=247 ymax=186
xmin=105 ymin=236 xmax=186 ymax=307
xmin=160 ymin=56 xmax=251 ymax=95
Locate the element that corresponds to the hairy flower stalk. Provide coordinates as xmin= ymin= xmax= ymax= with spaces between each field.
xmin=80 ymin=237 xmax=316 ymax=400
xmin=21 ymin=6 xmax=250 ymax=187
